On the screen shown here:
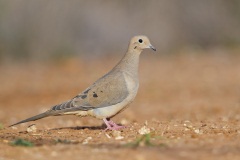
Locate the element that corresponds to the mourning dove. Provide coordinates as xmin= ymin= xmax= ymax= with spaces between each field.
xmin=9 ymin=35 xmax=156 ymax=130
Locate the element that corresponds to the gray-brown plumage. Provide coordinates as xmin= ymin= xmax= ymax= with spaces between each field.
xmin=9 ymin=35 xmax=156 ymax=130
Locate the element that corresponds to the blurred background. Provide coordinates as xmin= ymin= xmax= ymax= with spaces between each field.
xmin=1 ymin=0 xmax=240 ymax=127
xmin=1 ymin=2 xmax=240 ymax=159
xmin=0 ymin=0 xmax=240 ymax=62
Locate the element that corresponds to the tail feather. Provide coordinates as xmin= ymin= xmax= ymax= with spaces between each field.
xmin=9 ymin=111 xmax=52 ymax=127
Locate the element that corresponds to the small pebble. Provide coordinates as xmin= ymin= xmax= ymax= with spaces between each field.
xmin=194 ymin=129 xmax=203 ymax=134
xmin=105 ymin=133 xmax=111 ymax=139
xmin=82 ymin=137 xmax=92 ymax=144
xmin=27 ymin=124 xmax=37 ymax=133
xmin=112 ymin=130 xmax=124 ymax=140
xmin=138 ymin=126 xmax=150 ymax=135
xmin=120 ymin=118 xmax=129 ymax=125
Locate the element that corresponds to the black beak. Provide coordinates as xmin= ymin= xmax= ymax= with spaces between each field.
xmin=150 ymin=45 xmax=156 ymax=51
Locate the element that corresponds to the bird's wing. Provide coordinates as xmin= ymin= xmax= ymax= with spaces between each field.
xmin=49 ymin=72 xmax=129 ymax=114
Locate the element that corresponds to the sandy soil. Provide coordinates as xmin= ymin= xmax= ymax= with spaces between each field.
xmin=0 ymin=52 xmax=240 ymax=160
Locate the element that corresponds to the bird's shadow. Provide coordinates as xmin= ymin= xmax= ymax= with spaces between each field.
xmin=50 ymin=124 xmax=106 ymax=131
xmin=49 ymin=122 xmax=124 ymax=131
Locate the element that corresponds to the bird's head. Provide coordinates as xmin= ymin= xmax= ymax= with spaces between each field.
xmin=129 ymin=35 xmax=156 ymax=52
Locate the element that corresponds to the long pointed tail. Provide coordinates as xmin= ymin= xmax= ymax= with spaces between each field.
xmin=9 ymin=111 xmax=52 ymax=127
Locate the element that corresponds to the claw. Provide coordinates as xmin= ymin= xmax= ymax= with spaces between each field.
xmin=103 ymin=118 xmax=125 ymax=131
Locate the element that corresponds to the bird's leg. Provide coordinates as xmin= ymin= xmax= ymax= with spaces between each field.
xmin=103 ymin=118 xmax=125 ymax=131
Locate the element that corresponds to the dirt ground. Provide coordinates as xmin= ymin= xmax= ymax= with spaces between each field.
xmin=0 ymin=51 xmax=240 ymax=160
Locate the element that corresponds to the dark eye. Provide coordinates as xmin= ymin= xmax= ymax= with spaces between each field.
xmin=138 ymin=39 xmax=143 ymax=43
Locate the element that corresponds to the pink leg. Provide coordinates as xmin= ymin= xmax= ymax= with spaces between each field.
xmin=103 ymin=118 xmax=125 ymax=131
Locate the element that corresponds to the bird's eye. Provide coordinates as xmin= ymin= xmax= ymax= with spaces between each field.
xmin=138 ymin=39 xmax=143 ymax=43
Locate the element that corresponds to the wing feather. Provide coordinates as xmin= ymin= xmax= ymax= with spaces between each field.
xmin=49 ymin=72 xmax=129 ymax=114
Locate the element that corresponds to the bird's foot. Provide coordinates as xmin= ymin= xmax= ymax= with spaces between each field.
xmin=103 ymin=118 xmax=125 ymax=131
xmin=104 ymin=124 xmax=125 ymax=131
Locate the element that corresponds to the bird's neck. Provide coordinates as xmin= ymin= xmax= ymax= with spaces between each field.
xmin=115 ymin=49 xmax=141 ymax=78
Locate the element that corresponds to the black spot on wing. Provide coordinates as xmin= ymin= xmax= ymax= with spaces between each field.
xmin=74 ymin=94 xmax=87 ymax=99
xmin=74 ymin=95 xmax=81 ymax=98
xmin=83 ymin=88 xmax=90 ymax=94
xmin=93 ymin=93 xmax=98 ymax=98
xmin=81 ymin=95 xmax=87 ymax=99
